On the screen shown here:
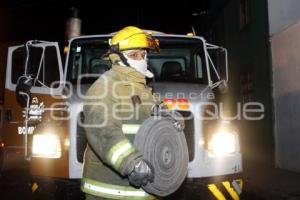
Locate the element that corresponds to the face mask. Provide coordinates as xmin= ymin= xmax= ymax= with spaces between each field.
xmin=123 ymin=53 xmax=154 ymax=78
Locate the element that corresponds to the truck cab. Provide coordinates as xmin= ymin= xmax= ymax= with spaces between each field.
xmin=2 ymin=32 xmax=242 ymax=199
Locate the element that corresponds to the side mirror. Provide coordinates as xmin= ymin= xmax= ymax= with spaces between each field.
xmin=217 ymin=81 xmax=229 ymax=94
xmin=15 ymin=78 xmax=32 ymax=108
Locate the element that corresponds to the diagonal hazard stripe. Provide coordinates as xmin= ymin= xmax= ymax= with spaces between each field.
xmin=32 ymin=182 xmax=38 ymax=193
xmin=236 ymin=179 xmax=243 ymax=190
xmin=208 ymin=184 xmax=226 ymax=200
xmin=232 ymin=179 xmax=243 ymax=195
xmin=222 ymin=181 xmax=240 ymax=200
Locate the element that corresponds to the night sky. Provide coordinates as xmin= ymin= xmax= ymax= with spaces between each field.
xmin=0 ymin=0 xmax=209 ymax=43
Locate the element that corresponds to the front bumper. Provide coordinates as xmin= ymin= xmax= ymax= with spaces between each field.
xmin=166 ymin=174 xmax=243 ymax=200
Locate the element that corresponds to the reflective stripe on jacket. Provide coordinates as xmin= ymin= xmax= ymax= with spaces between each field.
xmin=81 ymin=178 xmax=156 ymax=200
xmin=106 ymin=139 xmax=137 ymax=171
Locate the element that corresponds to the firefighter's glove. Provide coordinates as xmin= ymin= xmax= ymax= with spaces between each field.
xmin=128 ymin=157 xmax=154 ymax=187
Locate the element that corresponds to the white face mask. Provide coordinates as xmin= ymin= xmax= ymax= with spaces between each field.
xmin=123 ymin=51 xmax=154 ymax=78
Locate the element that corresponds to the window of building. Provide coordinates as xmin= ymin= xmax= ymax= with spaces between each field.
xmin=239 ymin=0 xmax=251 ymax=30
xmin=240 ymin=65 xmax=254 ymax=103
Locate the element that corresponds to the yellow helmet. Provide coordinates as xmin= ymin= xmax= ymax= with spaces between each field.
xmin=110 ymin=26 xmax=157 ymax=51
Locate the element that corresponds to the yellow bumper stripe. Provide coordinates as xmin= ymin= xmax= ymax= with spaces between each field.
xmin=232 ymin=179 xmax=243 ymax=195
xmin=32 ymin=182 xmax=39 ymax=193
xmin=236 ymin=179 xmax=243 ymax=190
xmin=208 ymin=184 xmax=226 ymax=200
xmin=222 ymin=181 xmax=240 ymax=200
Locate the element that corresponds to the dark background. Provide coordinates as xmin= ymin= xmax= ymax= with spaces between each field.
xmin=0 ymin=0 xmax=231 ymax=42
xmin=2 ymin=0 xmax=300 ymax=199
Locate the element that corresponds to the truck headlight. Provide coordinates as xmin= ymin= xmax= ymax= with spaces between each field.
xmin=208 ymin=130 xmax=237 ymax=156
xmin=32 ymin=134 xmax=62 ymax=158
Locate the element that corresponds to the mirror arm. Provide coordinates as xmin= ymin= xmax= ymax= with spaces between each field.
xmin=18 ymin=91 xmax=31 ymax=160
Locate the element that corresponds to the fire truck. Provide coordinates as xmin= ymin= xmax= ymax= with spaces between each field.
xmin=1 ymin=31 xmax=242 ymax=199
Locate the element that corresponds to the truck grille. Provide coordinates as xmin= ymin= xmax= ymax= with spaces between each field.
xmin=178 ymin=111 xmax=195 ymax=161
xmin=76 ymin=112 xmax=87 ymax=163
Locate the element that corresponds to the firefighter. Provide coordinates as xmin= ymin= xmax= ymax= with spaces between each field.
xmin=81 ymin=26 xmax=159 ymax=200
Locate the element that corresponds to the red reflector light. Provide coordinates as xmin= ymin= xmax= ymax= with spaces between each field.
xmin=177 ymin=98 xmax=190 ymax=110
xmin=163 ymin=98 xmax=176 ymax=109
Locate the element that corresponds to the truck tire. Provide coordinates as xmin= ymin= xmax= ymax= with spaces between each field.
xmin=134 ymin=116 xmax=189 ymax=197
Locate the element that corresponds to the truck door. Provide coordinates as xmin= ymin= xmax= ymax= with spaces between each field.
xmin=2 ymin=41 xmax=64 ymax=169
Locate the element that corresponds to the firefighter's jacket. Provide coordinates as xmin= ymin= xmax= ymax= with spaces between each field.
xmin=81 ymin=64 xmax=157 ymax=200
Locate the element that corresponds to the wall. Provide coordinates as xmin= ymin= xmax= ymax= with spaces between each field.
xmin=271 ymin=22 xmax=300 ymax=172
xmin=268 ymin=0 xmax=300 ymax=35
xmin=0 ymin=43 xmax=9 ymax=101
xmin=212 ymin=0 xmax=273 ymax=165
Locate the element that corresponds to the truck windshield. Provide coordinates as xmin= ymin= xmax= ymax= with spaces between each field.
xmin=66 ymin=36 xmax=207 ymax=84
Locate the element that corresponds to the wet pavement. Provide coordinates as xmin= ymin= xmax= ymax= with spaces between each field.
xmin=242 ymin=161 xmax=300 ymax=200
xmin=0 ymin=169 xmax=32 ymax=200
xmin=1 ymin=166 xmax=300 ymax=200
